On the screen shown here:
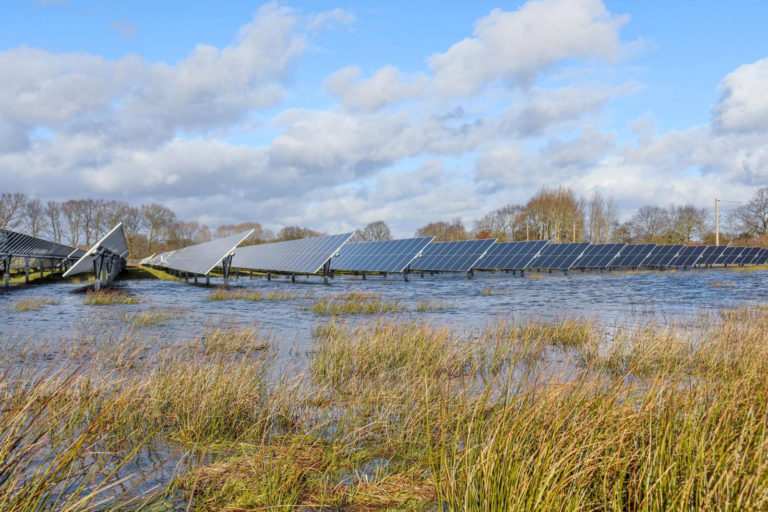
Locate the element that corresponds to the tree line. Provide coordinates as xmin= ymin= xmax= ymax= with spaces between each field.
xmin=2 ymin=187 xmax=768 ymax=259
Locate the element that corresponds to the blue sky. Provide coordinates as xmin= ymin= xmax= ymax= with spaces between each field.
xmin=2 ymin=0 xmax=768 ymax=236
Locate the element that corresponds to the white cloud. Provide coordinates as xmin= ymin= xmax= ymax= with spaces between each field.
xmin=713 ymin=57 xmax=768 ymax=134
xmin=428 ymin=0 xmax=630 ymax=96
xmin=325 ymin=65 xmax=429 ymax=111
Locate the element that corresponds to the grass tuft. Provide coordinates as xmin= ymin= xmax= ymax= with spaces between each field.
xmin=83 ymin=289 xmax=139 ymax=305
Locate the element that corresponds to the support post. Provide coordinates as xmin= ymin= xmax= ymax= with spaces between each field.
xmin=291 ymin=273 xmax=296 ymax=283
xmin=715 ymin=198 xmax=720 ymax=246
xmin=25 ymin=257 xmax=29 ymax=283
xmin=40 ymin=258 xmax=44 ymax=279
xmin=467 ymin=268 xmax=474 ymax=279
xmin=362 ymin=273 xmax=366 ymax=280
xmin=323 ymin=260 xmax=331 ymax=285
xmin=221 ymin=254 xmax=233 ymax=286
xmin=403 ymin=265 xmax=410 ymax=282
xmin=194 ymin=275 xmax=198 ymax=284
xmin=267 ymin=272 xmax=271 ymax=281
xmin=2 ymin=255 xmax=10 ymax=288
xmin=206 ymin=275 xmax=210 ymax=286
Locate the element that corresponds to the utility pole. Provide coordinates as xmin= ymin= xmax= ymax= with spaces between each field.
xmin=715 ymin=198 xmax=719 ymax=246
xmin=573 ymin=220 xmax=576 ymax=242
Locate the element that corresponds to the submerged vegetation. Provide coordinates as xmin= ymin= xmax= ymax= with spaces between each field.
xmin=208 ymin=287 xmax=297 ymax=302
xmin=1 ymin=302 xmax=768 ymax=509
xmin=83 ymin=289 xmax=139 ymax=305
xmin=9 ymin=297 xmax=59 ymax=311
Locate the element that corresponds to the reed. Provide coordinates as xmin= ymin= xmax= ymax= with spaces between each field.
xmin=83 ymin=289 xmax=139 ymax=305
xmin=2 ymin=305 xmax=768 ymax=509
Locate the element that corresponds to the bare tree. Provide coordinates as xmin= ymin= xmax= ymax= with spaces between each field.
xmin=23 ymin=198 xmax=48 ymax=237
xmin=414 ymin=218 xmax=467 ymax=241
xmin=629 ymin=205 xmax=670 ymax=243
xmin=0 ymin=192 xmax=27 ymax=229
xmin=361 ymin=221 xmax=391 ymax=241
xmin=586 ymin=191 xmax=617 ymax=243
xmin=734 ymin=187 xmax=768 ymax=236
xmin=474 ymin=204 xmax=524 ymax=241
xmin=276 ymin=226 xmax=323 ymax=241
xmin=521 ymin=187 xmax=584 ymax=242
xmin=61 ymin=200 xmax=83 ymax=247
xmin=45 ymin=200 xmax=63 ymax=243
xmin=669 ymin=204 xmax=708 ymax=243
xmin=141 ymin=203 xmax=177 ymax=253
xmin=349 ymin=229 xmax=365 ymax=243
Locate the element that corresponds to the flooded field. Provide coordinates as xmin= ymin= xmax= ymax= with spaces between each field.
xmin=1 ymin=267 xmax=768 ymax=510
xmin=3 ymin=267 xmax=768 ymax=356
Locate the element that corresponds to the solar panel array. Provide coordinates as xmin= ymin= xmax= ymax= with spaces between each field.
xmin=64 ymin=223 xmax=130 ymax=278
xmin=572 ymin=243 xmax=626 ymax=268
xmin=410 ymin=239 xmax=497 ymax=272
xmin=0 ymin=228 xmax=80 ymax=260
xmin=643 ymin=244 xmax=683 ymax=267
xmin=674 ymin=245 xmax=707 ymax=267
xmin=231 ymin=233 xmax=353 ymax=274
xmin=149 ymin=230 xmax=254 ymax=275
xmin=529 ymin=242 xmax=590 ymax=270
xmin=611 ymin=244 xmax=656 ymax=267
xmin=476 ymin=240 xmax=549 ymax=270
xmin=330 ymin=237 xmax=433 ymax=273
xmin=699 ymin=245 xmax=727 ymax=266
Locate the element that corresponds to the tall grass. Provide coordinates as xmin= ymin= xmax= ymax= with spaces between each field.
xmin=2 ymin=306 xmax=768 ymax=509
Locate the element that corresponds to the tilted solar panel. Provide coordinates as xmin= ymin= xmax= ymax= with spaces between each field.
xmin=718 ymin=246 xmax=744 ymax=265
xmin=572 ymin=243 xmax=626 ymax=268
xmin=64 ymin=223 xmax=129 ymax=277
xmin=698 ymin=245 xmax=727 ymax=266
xmin=330 ymin=237 xmax=433 ymax=273
xmin=158 ymin=230 xmax=254 ymax=276
xmin=736 ymin=246 xmax=761 ymax=265
xmin=410 ymin=239 xmax=497 ymax=272
xmin=528 ymin=242 xmax=590 ymax=270
xmin=611 ymin=244 xmax=656 ymax=267
xmin=753 ymin=248 xmax=768 ymax=265
xmin=231 ymin=233 xmax=353 ymax=274
xmin=476 ymin=240 xmax=549 ymax=270
xmin=674 ymin=245 xmax=707 ymax=267
xmin=0 ymin=228 xmax=79 ymax=259
xmin=642 ymin=244 xmax=683 ymax=267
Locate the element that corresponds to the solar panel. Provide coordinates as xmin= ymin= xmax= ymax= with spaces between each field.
xmin=572 ymin=243 xmax=626 ymax=268
xmin=611 ymin=244 xmax=656 ymax=267
xmin=0 ymin=228 xmax=79 ymax=260
xmin=156 ymin=230 xmax=254 ymax=276
xmin=642 ymin=244 xmax=683 ymax=267
xmin=718 ymin=246 xmax=743 ymax=265
xmin=139 ymin=254 xmax=155 ymax=265
xmin=63 ymin=223 xmax=129 ymax=278
xmin=698 ymin=245 xmax=727 ymax=266
xmin=231 ymin=233 xmax=353 ymax=274
xmin=528 ymin=242 xmax=590 ymax=270
xmin=410 ymin=239 xmax=497 ymax=272
xmin=330 ymin=237 xmax=433 ymax=273
xmin=733 ymin=247 xmax=753 ymax=265
xmin=674 ymin=245 xmax=707 ymax=267
xmin=753 ymin=248 xmax=768 ymax=265
xmin=475 ymin=240 xmax=549 ymax=270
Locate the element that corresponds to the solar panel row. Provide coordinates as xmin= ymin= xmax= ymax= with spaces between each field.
xmin=0 ymin=228 xmax=80 ymax=260
xmin=231 ymin=233 xmax=353 ymax=275
xmin=476 ymin=240 xmax=549 ymax=270
xmin=330 ymin=237 xmax=434 ymax=273
xmin=410 ymin=239 xmax=497 ymax=272
xmin=153 ymin=230 xmax=254 ymax=276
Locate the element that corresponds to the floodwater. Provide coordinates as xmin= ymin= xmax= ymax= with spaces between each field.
xmin=1 ymin=267 xmax=767 ymax=507
xmin=2 ymin=268 xmax=768 ymax=355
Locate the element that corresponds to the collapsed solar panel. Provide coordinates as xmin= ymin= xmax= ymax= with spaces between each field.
xmin=0 ymin=228 xmax=80 ymax=260
xmin=64 ymin=223 xmax=129 ymax=278
xmin=231 ymin=233 xmax=353 ymax=274
xmin=152 ymin=230 xmax=254 ymax=276
xmin=528 ymin=242 xmax=590 ymax=270
xmin=611 ymin=244 xmax=656 ymax=267
xmin=475 ymin=240 xmax=549 ymax=270
xmin=410 ymin=239 xmax=497 ymax=272
xmin=572 ymin=243 xmax=626 ymax=268
xmin=330 ymin=237 xmax=434 ymax=273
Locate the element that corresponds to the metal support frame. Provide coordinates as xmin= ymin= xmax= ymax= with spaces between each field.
xmin=323 ymin=260 xmax=331 ymax=285
xmin=403 ymin=265 xmax=410 ymax=282
xmin=24 ymin=257 xmax=29 ymax=283
xmin=2 ymin=254 xmax=10 ymax=288
xmin=221 ymin=254 xmax=233 ymax=286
